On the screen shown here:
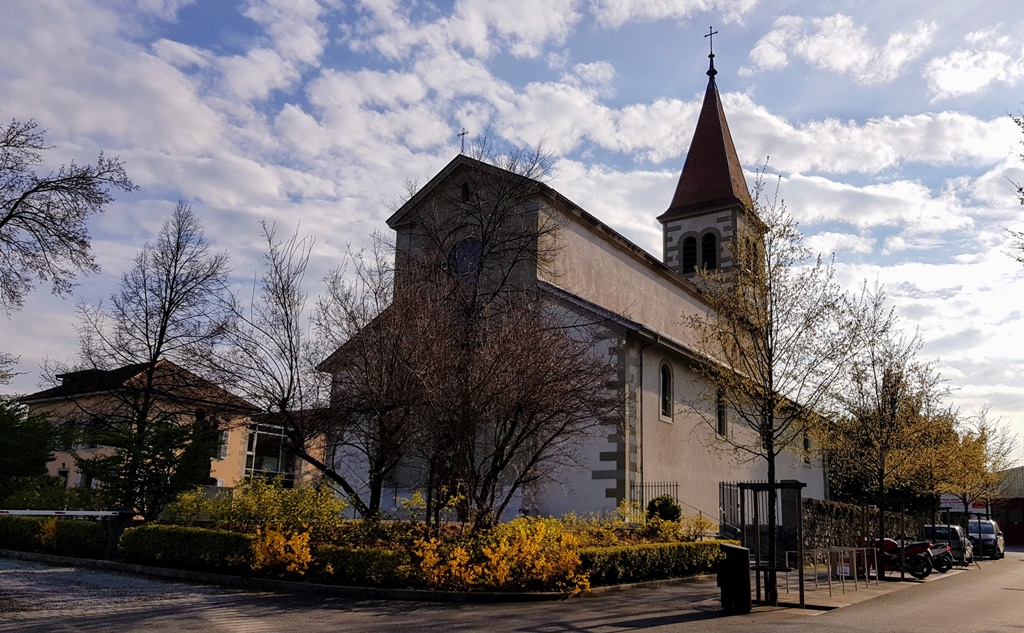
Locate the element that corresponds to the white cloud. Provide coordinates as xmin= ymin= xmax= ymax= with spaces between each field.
xmin=242 ymin=0 xmax=329 ymax=66
xmin=208 ymin=0 xmax=330 ymax=101
xmin=744 ymin=16 xmax=798 ymax=72
xmin=726 ymin=98 xmax=1018 ymax=176
xmin=152 ymin=38 xmax=211 ymax=68
xmin=781 ymin=174 xmax=972 ymax=235
xmin=924 ymin=27 xmax=1024 ymax=99
xmin=746 ymin=14 xmax=936 ymax=84
xmin=964 ymin=159 xmax=1024 ymax=212
xmin=300 ymin=68 xmax=450 ymax=154
xmin=219 ymin=48 xmax=302 ymax=101
xmin=0 ymin=2 xmax=224 ymax=155
xmin=349 ymin=0 xmax=581 ymax=61
xmin=552 ymin=159 xmax=669 ymax=254
xmin=804 ymin=231 xmax=875 ymax=257
xmin=569 ymin=61 xmax=616 ymax=88
xmin=450 ymin=0 xmax=582 ymax=58
xmin=591 ymin=0 xmax=758 ymax=28
xmin=133 ymin=0 xmax=195 ymax=21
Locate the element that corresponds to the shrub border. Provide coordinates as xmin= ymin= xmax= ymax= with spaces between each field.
xmin=0 ymin=549 xmax=714 ymax=603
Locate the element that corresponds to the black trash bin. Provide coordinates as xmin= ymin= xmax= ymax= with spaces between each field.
xmin=718 ymin=543 xmax=751 ymax=614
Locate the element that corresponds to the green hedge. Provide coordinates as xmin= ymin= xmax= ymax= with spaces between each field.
xmin=0 ymin=515 xmax=106 ymax=558
xmin=119 ymin=524 xmax=252 ymax=571
xmin=315 ymin=545 xmax=413 ymax=587
xmin=0 ymin=516 xmax=43 ymax=551
xmin=580 ymin=540 xmax=725 ymax=586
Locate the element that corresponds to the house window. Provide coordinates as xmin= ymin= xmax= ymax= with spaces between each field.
xmin=702 ymin=233 xmax=718 ymax=270
xmin=245 ymin=422 xmax=296 ymax=487
xmin=716 ymin=389 xmax=727 ymax=437
xmin=660 ymin=363 xmax=673 ymax=419
xmin=59 ymin=421 xmax=75 ymax=451
xmin=682 ymin=236 xmax=697 ymax=274
xmin=215 ymin=430 xmax=229 ymax=460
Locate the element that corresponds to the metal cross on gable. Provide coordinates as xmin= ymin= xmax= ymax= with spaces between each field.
xmin=458 ymin=127 xmax=469 ymax=154
xmin=705 ymin=26 xmax=718 ymax=55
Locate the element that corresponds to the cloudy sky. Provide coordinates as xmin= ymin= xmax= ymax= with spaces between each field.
xmin=2 ymin=0 xmax=1023 ymax=456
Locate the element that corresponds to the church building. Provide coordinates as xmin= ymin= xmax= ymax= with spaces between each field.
xmin=326 ymin=52 xmax=827 ymax=523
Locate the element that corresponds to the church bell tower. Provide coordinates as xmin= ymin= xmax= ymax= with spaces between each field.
xmin=658 ymin=42 xmax=752 ymax=278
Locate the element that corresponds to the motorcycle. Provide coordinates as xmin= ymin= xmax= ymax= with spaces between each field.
xmin=929 ymin=544 xmax=954 ymax=573
xmin=872 ymin=537 xmax=934 ymax=579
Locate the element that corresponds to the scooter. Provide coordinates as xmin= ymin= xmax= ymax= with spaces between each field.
xmin=872 ymin=537 xmax=934 ymax=579
xmin=929 ymin=544 xmax=954 ymax=573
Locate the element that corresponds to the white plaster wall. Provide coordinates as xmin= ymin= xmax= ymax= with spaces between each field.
xmin=532 ymin=429 xmax=622 ymax=518
xmin=539 ymin=207 xmax=707 ymax=349
xmin=639 ymin=350 xmax=826 ymax=523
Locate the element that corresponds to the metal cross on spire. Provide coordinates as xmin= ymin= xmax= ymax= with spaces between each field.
xmin=458 ymin=127 xmax=469 ymax=154
xmin=705 ymin=26 xmax=719 ymax=77
xmin=705 ymin=26 xmax=718 ymax=55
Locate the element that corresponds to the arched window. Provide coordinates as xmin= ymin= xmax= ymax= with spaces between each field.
xmin=682 ymin=236 xmax=697 ymax=274
xmin=660 ymin=363 xmax=673 ymax=419
xmin=701 ymin=233 xmax=718 ymax=270
xmin=447 ymin=237 xmax=482 ymax=280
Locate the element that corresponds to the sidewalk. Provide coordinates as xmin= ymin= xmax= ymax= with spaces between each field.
xmin=771 ymin=565 xmax=966 ymax=610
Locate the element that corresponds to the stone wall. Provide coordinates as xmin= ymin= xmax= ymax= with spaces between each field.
xmin=802 ymin=498 xmax=926 ymax=549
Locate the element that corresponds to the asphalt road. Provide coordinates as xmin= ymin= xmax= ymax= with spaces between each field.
xmin=2 ymin=549 xmax=1022 ymax=632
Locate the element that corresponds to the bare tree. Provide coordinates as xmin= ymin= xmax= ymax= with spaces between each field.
xmin=313 ymin=233 xmax=438 ymax=518
xmin=61 ymin=202 xmax=236 ymax=518
xmin=406 ymin=138 xmax=620 ymax=530
xmin=211 ymin=223 xmax=368 ymax=506
xmin=212 ymin=224 xmax=423 ymax=519
xmin=317 ymin=138 xmax=620 ymax=529
xmin=1009 ymin=112 xmax=1024 ymax=262
xmin=0 ymin=117 xmax=135 ymax=313
xmin=422 ymin=293 xmax=620 ymax=530
xmin=1013 ymin=112 xmax=1024 ymax=207
xmin=0 ymin=352 xmax=16 ymax=386
xmin=687 ymin=172 xmax=858 ymax=603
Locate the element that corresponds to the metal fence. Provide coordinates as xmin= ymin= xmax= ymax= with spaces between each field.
xmin=718 ymin=481 xmax=800 ymax=561
xmin=630 ymin=481 xmax=679 ymax=508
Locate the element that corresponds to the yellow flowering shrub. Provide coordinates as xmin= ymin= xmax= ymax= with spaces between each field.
xmin=165 ymin=478 xmax=347 ymax=543
xmin=413 ymin=517 xmax=589 ymax=593
xmin=38 ymin=517 xmax=59 ymax=550
xmin=250 ymin=526 xmax=313 ymax=575
xmin=414 ymin=538 xmax=474 ymax=588
xmin=678 ymin=514 xmax=715 ymax=541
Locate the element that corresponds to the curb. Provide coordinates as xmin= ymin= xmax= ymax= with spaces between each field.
xmin=0 ymin=549 xmax=716 ymax=604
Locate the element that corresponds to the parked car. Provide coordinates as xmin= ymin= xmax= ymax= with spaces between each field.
xmin=923 ymin=524 xmax=973 ymax=564
xmin=966 ymin=519 xmax=1005 ymax=559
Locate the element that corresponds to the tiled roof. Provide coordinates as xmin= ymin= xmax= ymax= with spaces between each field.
xmin=659 ymin=56 xmax=752 ymax=221
xmin=21 ymin=359 xmax=256 ymax=412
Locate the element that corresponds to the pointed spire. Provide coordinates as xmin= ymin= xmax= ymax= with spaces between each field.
xmin=658 ymin=49 xmax=751 ymax=221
